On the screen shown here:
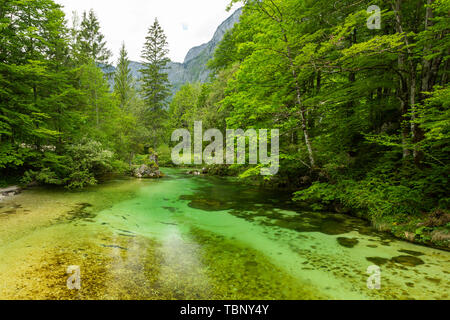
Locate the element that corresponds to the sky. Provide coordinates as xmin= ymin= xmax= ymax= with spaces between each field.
xmin=56 ymin=0 xmax=241 ymax=64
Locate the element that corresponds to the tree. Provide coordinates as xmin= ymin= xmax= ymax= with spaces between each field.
xmin=140 ymin=18 xmax=171 ymax=147
xmin=114 ymin=42 xmax=133 ymax=109
xmin=0 ymin=0 xmax=72 ymax=150
xmin=76 ymin=9 xmax=112 ymax=65
xmin=70 ymin=9 xmax=113 ymax=127
xmin=202 ymin=0 xmax=449 ymax=224
xmin=78 ymin=61 xmax=112 ymax=128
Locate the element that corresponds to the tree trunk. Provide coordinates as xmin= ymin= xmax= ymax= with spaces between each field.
xmin=421 ymin=0 xmax=436 ymax=96
xmin=442 ymin=57 xmax=449 ymax=85
xmin=394 ymin=0 xmax=411 ymax=158
xmin=95 ymin=88 xmax=99 ymax=126
xmin=393 ymin=0 xmax=423 ymax=165
xmin=255 ymin=1 xmax=316 ymax=168
xmin=287 ymin=46 xmax=316 ymax=168
xmin=401 ymin=103 xmax=411 ymax=158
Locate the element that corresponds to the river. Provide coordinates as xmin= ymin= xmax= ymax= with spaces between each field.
xmin=0 ymin=168 xmax=448 ymax=299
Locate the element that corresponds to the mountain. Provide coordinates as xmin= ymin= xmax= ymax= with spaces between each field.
xmin=108 ymin=8 xmax=242 ymax=95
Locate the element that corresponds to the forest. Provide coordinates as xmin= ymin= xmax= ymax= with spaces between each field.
xmin=0 ymin=0 xmax=449 ymax=247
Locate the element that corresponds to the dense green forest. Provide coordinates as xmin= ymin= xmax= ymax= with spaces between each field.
xmin=0 ymin=0 xmax=449 ymax=246
xmin=167 ymin=0 xmax=450 ymax=245
xmin=0 ymin=1 xmax=166 ymax=188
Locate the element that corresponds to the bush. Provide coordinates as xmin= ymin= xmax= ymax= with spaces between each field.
xmin=21 ymin=139 xmax=116 ymax=189
xmin=132 ymin=154 xmax=158 ymax=168
xmin=294 ymin=178 xmax=423 ymax=218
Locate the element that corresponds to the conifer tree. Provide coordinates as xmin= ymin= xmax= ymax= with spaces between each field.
xmin=140 ymin=18 xmax=171 ymax=112
xmin=77 ymin=9 xmax=112 ymax=65
xmin=114 ymin=42 xmax=133 ymax=109
xmin=140 ymin=18 xmax=171 ymax=147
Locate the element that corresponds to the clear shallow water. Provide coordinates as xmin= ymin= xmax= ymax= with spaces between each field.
xmin=0 ymin=168 xmax=448 ymax=300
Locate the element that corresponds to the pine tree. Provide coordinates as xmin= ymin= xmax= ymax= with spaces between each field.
xmin=140 ymin=18 xmax=171 ymax=147
xmin=140 ymin=18 xmax=171 ymax=112
xmin=114 ymin=42 xmax=133 ymax=109
xmin=77 ymin=9 xmax=112 ymax=65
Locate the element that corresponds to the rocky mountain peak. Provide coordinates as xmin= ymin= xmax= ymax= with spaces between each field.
xmin=106 ymin=8 xmax=242 ymax=95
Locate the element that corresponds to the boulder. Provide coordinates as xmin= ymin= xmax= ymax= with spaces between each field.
xmin=133 ymin=164 xmax=163 ymax=179
xmin=187 ymin=168 xmax=207 ymax=175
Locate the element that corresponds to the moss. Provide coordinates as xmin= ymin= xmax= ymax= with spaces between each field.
xmin=391 ymin=255 xmax=425 ymax=267
xmin=337 ymin=237 xmax=359 ymax=248
xmin=366 ymin=257 xmax=389 ymax=265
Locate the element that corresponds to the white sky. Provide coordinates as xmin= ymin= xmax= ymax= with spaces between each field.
xmin=56 ymin=0 xmax=241 ymax=64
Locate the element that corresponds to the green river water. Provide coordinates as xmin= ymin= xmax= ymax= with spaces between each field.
xmin=0 ymin=168 xmax=448 ymax=300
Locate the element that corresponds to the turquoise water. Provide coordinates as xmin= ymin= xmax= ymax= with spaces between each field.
xmin=0 ymin=168 xmax=448 ymax=299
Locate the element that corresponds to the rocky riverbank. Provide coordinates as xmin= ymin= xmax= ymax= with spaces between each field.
xmin=0 ymin=186 xmax=22 ymax=202
xmin=181 ymin=165 xmax=450 ymax=251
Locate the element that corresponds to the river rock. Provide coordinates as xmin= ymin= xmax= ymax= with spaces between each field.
xmin=133 ymin=164 xmax=163 ymax=179
xmin=0 ymin=186 xmax=21 ymax=198
xmin=187 ymin=198 xmax=233 ymax=211
xmin=366 ymin=257 xmax=390 ymax=265
xmin=431 ymin=230 xmax=450 ymax=247
xmin=187 ymin=170 xmax=202 ymax=175
xmin=391 ymin=255 xmax=425 ymax=267
xmin=398 ymin=249 xmax=424 ymax=257
xmin=337 ymin=237 xmax=359 ymax=248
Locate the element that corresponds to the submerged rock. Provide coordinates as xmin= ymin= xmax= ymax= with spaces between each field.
xmin=398 ymin=249 xmax=425 ymax=257
xmin=319 ymin=219 xmax=352 ymax=235
xmin=366 ymin=257 xmax=390 ymax=265
xmin=391 ymin=255 xmax=425 ymax=267
xmin=100 ymin=244 xmax=128 ymax=251
xmin=64 ymin=203 xmax=95 ymax=222
xmin=244 ymin=261 xmax=258 ymax=268
xmin=337 ymin=237 xmax=359 ymax=248
xmin=188 ymin=199 xmax=232 ymax=212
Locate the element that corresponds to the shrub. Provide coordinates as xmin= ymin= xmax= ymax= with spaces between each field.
xmin=21 ymin=139 xmax=116 ymax=189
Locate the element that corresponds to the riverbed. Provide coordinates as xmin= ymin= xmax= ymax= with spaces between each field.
xmin=0 ymin=168 xmax=448 ymax=299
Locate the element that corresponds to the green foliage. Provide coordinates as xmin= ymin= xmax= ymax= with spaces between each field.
xmin=1 ymin=0 xmax=448 ymax=240
xmin=140 ymin=18 xmax=171 ymax=148
xmin=165 ymin=0 xmax=449 ymax=229
xmin=0 ymin=1 xmax=152 ymax=189
xmin=114 ymin=43 xmax=134 ymax=109
xmin=132 ymin=154 xmax=158 ymax=169
xmin=73 ymin=9 xmax=112 ymax=65
xmin=21 ymin=139 xmax=115 ymax=189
